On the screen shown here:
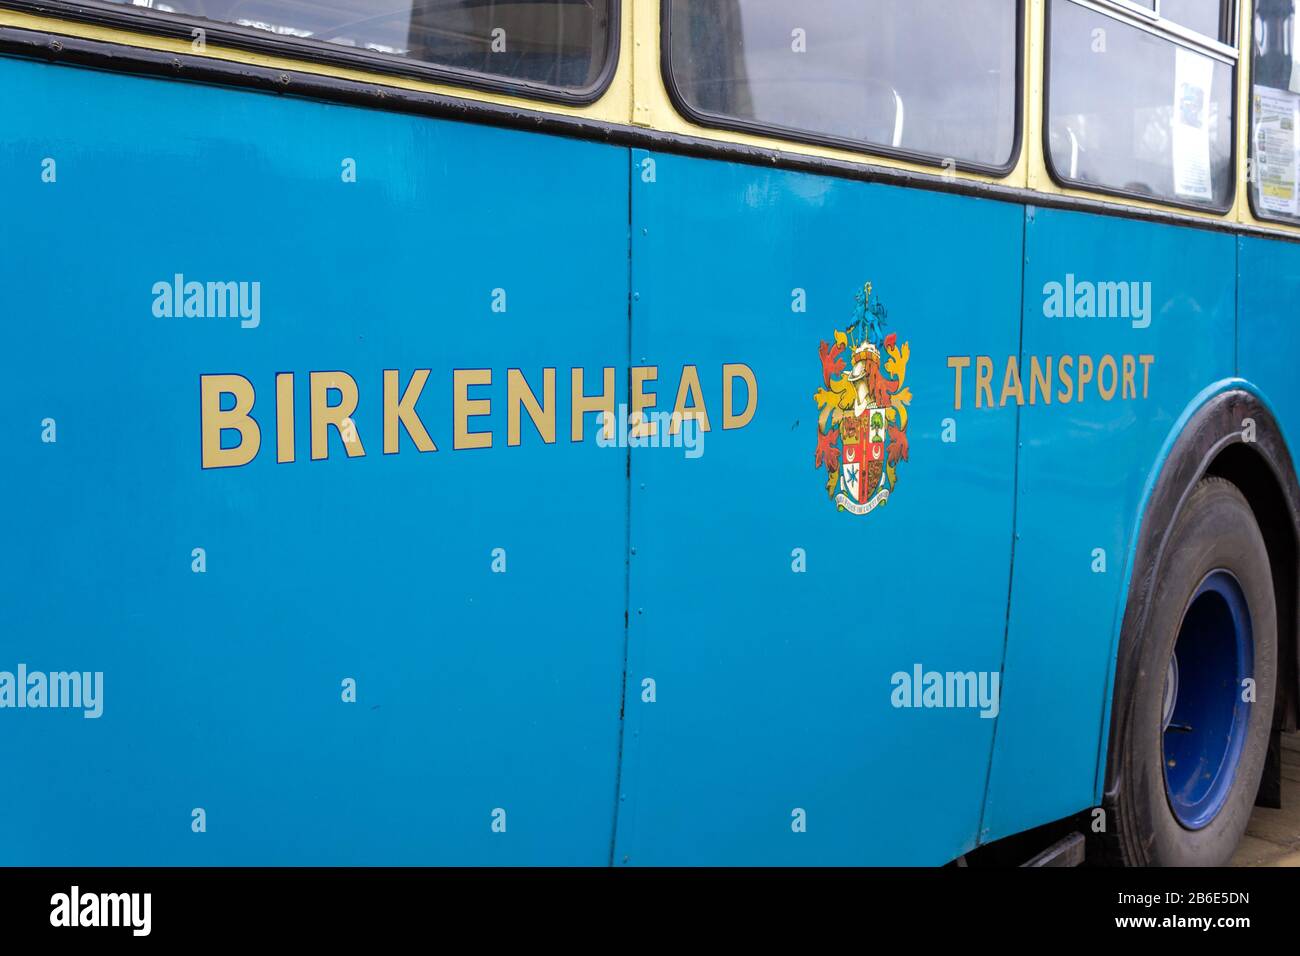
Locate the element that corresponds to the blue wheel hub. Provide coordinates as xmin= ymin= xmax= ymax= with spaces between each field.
xmin=1162 ymin=570 xmax=1253 ymax=830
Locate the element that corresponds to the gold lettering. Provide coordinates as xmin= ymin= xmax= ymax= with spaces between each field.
xmin=571 ymin=367 xmax=616 ymax=442
xmin=1058 ymin=355 xmax=1075 ymax=404
xmin=670 ymin=365 xmax=711 ymax=433
xmin=1077 ymin=355 xmax=1094 ymax=402
xmin=631 ymin=366 xmax=659 ymax=438
xmin=201 ymin=374 xmax=260 ymax=469
xmin=275 ymin=372 xmax=294 ymax=463
xmin=1098 ymin=355 xmax=1118 ymax=401
xmin=1029 ymin=355 xmax=1052 ymax=406
xmin=722 ymin=363 xmax=758 ymax=430
xmin=1000 ymin=356 xmax=1025 ymax=407
xmin=948 ymin=356 xmax=970 ymax=411
xmin=310 ymin=371 xmax=366 ymax=459
xmin=507 ymin=368 xmax=556 ymax=446
xmin=453 ymin=368 xmax=492 ymax=450
xmin=975 ymin=356 xmax=994 ymax=409
xmin=1139 ymin=354 xmax=1155 ymax=398
xmin=384 ymin=369 xmax=437 ymax=454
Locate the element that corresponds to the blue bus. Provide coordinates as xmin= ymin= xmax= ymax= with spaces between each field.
xmin=2 ymin=0 xmax=1299 ymax=867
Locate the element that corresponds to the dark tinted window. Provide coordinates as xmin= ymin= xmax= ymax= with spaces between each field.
xmin=101 ymin=0 xmax=613 ymax=91
xmin=1047 ymin=0 xmax=1234 ymax=208
xmin=665 ymin=0 xmax=1020 ymax=169
xmin=1250 ymin=0 xmax=1300 ymax=222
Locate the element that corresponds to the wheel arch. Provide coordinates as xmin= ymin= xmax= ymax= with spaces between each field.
xmin=1206 ymin=441 xmax=1299 ymax=735
xmin=1099 ymin=382 xmax=1300 ymax=806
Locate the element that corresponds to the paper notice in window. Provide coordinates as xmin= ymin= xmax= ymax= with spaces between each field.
xmin=1254 ymin=87 xmax=1299 ymax=217
xmin=1172 ymin=46 xmax=1214 ymax=202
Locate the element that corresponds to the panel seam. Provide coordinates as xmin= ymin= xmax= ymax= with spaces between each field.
xmin=607 ymin=146 xmax=635 ymax=867
xmin=976 ymin=202 xmax=1031 ymax=845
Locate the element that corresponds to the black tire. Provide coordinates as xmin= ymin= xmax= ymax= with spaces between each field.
xmin=1106 ymin=477 xmax=1277 ymax=866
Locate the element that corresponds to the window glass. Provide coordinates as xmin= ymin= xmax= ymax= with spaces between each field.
xmin=665 ymin=0 xmax=1020 ymax=169
xmin=100 ymin=0 xmax=613 ymax=91
xmin=1160 ymin=0 xmax=1228 ymax=41
xmin=1250 ymin=0 xmax=1300 ymax=221
xmin=1047 ymin=0 xmax=1234 ymax=208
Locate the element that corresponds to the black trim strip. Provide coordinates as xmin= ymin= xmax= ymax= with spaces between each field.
xmin=0 ymin=0 xmax=620 ymax=106
xmin=657 ymin=0 xmax=1026 ymax=178
xmin=4 ymin=23 xmax=1300 ymax=244
xmin=1042 ymin=0 xmax=1238 ymax=217
xmin=1221 ymin=0 xmax=1238 ymax=47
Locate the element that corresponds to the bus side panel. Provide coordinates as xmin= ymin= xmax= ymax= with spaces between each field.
xmin=0 ymin=59 xmax=630 ymax=864
xmin=1238 ymin=236 xmax=1300 ymax=452
xmin=613 ymin=151 xmax=1022 ymax=865
xmin=983 ymin=207 xmax=1235 ymax=841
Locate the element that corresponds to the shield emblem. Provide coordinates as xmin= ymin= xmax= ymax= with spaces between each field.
xmin=867 ymin=408 xmax=887 ymax=444
xmin=842 ymin=450 xmax=863 ymax=503
xmin=811 ymin=287 xmax=911 ymax=517
xmin=840 ymin=411 xmax=884 ymax=504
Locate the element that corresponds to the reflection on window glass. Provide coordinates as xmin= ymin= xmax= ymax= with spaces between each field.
xmin=1047 ymin=0 xmax=1233 ymax=207
xmin=1251 ymin=0 xmax=1300 ymax=220
xmin=102 ymin=0 xmax=613 ymax=90
xmin=666 ymin=0 xmax=1019 ymax=168
xmin=1160 ymin=0 xmax=1229 ymax=41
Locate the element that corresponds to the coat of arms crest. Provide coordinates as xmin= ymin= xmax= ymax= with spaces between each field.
xmin=813 ymin=283 xmax=912 ymax=516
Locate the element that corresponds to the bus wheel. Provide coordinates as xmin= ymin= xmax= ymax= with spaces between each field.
xmin=1109 ymin=477 xmax=1276 ymax=866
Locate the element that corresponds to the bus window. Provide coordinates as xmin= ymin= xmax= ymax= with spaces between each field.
xmin=1161 ymin=0 xmax=1233 ymax=41
xmin=1046 ymin=0 xmax=1235 ymax=210
xmin=1250 ymin=0 xmax=1300 ymax=224
xmin=663 ymin=0 xmax=1020 ymax=172
xmin=94 ymin=0 xmax=613 ymax=93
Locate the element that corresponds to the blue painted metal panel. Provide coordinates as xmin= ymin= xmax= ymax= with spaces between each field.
xmin=983 ymin=207 xmax=1235 ymax=841
xmin=3 ymin=54 xmax=1280 ymax=867
xmin=613 ymin=150 xmax=1022 ymax=865
xmin=1239 ymin=236 xmax=1300 ymax=454
xmin=0 ymin=59 xmax=629 ymax=864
